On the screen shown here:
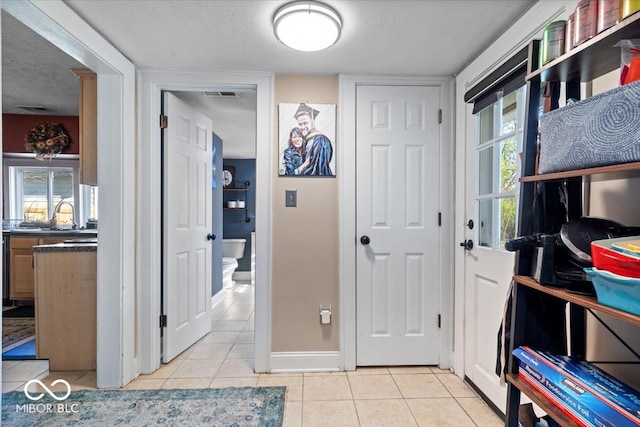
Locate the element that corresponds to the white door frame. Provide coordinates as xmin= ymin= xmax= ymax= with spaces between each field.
xmin=137 ymin=70 xmax=274 ymax=374
xmin=339 ymin=75 xmax=454 ymax=371
xmin=2 ymin=0 xmax=137 ymax=388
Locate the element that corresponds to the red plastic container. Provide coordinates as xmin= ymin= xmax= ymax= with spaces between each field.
xmin=591 ymin=238 xmax=640 ymax=277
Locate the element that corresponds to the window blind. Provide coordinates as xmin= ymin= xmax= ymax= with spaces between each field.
xmin=464 ymin=46 xmax=528 ymax=114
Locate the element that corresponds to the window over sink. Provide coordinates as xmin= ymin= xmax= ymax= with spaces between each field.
xmin=4 ymin=157 xmax=97 ymax=229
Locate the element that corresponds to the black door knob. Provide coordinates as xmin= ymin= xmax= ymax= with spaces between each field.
xmin=460 ymin=239 xmax=473 ymax=250
xmin=360 ymin=235 xmax=370 ymax=245
xmin=207 ymin=233 xmax=216 ymax=241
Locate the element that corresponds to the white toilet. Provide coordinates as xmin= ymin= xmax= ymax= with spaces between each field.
xmin=222 ymin=239 xmax=246 ymax=289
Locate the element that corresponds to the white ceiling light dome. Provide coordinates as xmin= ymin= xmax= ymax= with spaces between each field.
xmin=273 ymin=1 xmax=342 ymax=52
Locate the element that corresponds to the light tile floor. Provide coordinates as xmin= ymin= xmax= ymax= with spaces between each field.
xmin=2 ymin=282 xmax=503 ymax=426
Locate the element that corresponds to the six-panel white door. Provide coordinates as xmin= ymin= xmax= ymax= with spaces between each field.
xmin=162 ymin=92 xmax=213 ymax=363
xmin=356 ymin=85 xmax=441 ymax=365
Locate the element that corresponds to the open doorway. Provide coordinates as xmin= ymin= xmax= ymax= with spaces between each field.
xmin=169 ymin=89 xmax=257 ymax=298
xmin=137 ymin=70 xmax=273 ymax=376
xmin=158 ymin=89 xmax=257 ymax=365
xmin=1 ymin=9 xmax=87 ymax=364
xmin=1 ymin=1 xmax=136 ymax=389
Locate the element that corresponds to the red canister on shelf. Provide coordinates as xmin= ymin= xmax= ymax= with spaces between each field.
xmin=598 ymin=0 xmax=621 ymax=33
xmin=566 ymin=11 xmax=576 ymax=52
xmin=575 ymin=0 xmax=598 ymax=46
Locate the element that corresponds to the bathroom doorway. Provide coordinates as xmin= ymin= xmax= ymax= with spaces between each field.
xmin=154 ymin=84 xmax=261 ymax=369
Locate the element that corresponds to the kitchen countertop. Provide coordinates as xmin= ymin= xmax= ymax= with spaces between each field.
xmin=3 ymin=229 xmax=97 ymax=237
xmin=32 ymin=241 xmax=97 ymax=252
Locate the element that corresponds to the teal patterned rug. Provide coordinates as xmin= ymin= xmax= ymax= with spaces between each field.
xmin=2 ymin=387 xmax=285 ymax=426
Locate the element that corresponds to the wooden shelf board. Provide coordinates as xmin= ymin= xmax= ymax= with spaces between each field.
xmin=513 ymin=275 xmax=640 ymax=327
xmin=527 ymin=12 xmax=640 ymax=82
xmin=520 ymin=161 xmax=640 ymax=182
xmin=506 ymin=375 xmax=582 ymax=427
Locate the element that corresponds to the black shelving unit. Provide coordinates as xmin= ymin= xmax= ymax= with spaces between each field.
xmin=223 ymin=181 xmax=250 ymax=223
xmin=505 ymin=13 xmax=640 ymax=427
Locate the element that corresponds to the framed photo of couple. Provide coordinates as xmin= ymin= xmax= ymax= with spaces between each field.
xmin=278 ymin=102 xmax=336 ymax=177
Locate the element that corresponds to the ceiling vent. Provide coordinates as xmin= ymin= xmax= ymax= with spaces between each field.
xmin=16 ymin=105 xmax=49 ymax=112
xmin=204 ymin=91 xmax=238 ymax=98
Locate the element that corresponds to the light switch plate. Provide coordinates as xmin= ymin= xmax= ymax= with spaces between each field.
xmin=285 ymin=190 xmax=297 ymax=207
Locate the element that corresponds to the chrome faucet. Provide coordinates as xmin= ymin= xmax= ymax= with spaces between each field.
xmin=54 ymin=201 xmax=77 ymax=230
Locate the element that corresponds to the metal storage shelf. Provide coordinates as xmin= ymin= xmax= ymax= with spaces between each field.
xmin=506 ymin=375 xmax=581 ymax=427
xmin=513 ymin=275 xmax=640 ymax=327
xmin=223 ymin=181 xmax=250 ymax=222
xmin=520 ymin=161 xmax=640 ymax=182
xmin=527 ymin=12 xmax=640 ymax=82
xmin=505 ymin=11 xmax=640 ymax=427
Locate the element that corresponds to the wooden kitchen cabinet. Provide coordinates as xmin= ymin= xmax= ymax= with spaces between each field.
xmin=34 ymin=248 xmax=97 ymax=370
xmin=9 ymin=237 xmax=68 ymax=300
xmin=9 ymin=237 xmax=38 ymax=300
xmin=71 ymin=68 xmax=97 ymax=186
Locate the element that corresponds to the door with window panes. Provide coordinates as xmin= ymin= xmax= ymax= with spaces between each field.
xmin=462 ymin=87 xmax=524 ymax=410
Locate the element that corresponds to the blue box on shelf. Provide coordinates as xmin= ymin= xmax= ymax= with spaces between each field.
xmin=584 ymin=267 xmax=640 ymax=316
xmin=513 ymin=347 xmax=640 ymax=427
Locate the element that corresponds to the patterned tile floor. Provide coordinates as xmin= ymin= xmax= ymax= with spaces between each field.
xmin=2 ymin=282 xmax=503 ymax=426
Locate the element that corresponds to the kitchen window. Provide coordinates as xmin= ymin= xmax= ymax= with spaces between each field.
xmin=5 ymin=158 xmax=96 ymax=228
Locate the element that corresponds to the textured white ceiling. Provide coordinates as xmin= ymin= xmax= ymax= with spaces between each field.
xmin=2 ymin=0 xmax=535 ymax=158
xmin=63 ymin=0 xmax=534 ymax=75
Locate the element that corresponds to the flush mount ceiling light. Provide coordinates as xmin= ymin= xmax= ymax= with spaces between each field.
xmin=273 ymin=1 xmax=342 ymax=52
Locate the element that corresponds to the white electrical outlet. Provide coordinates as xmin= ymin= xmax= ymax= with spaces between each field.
xmin=319 ymin=305 xmax=331 ymax=324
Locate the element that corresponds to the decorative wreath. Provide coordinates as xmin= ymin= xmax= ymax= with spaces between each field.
xmin=24 ymin=121 xmax=71 ymax=160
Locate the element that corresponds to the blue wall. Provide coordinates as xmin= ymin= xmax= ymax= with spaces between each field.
xmin=211 ymin=134 xmax=224 ymax=295
xmin=222 ymin=159 xmax=255 ymax=271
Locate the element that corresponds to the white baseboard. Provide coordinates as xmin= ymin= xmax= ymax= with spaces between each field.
xmin=233 ymin=271 xmax=252 ymax=281
xmin=270 ymin=351 xmax=342 ymax=373
xmin=211 ymin=288 xmax=225 ymax=309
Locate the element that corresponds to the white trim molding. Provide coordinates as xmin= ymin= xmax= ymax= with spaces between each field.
xmin=137 ymin=69 xmax=274 ymax=375
xmin=211 ymin=288 xmax=226 ymax=310
xmin=338 ymin=75 xmax=455 ymax=372
xmin=270 ymin=352 xmax=341 ymax=373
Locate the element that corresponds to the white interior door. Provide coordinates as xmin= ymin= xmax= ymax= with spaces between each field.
xmin=462 ymin=88 xmax=525 ymax=410
xmin=162 ymin=92 xmax=213 ymax=362
xmin=356 ymin=84 xmax=441 ymax=366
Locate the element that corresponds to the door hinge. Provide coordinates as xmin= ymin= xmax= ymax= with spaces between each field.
xmin=438 ymin=314 xmax=441 ymax=328
xmin=160 ymin=115 xmax=168 ymax=129
xmin=438 ymin=212 xmax=442 ymax=226
xmin=159 ymin=314 xmax=167 ymax=328
xmin=438 ymin=109 xmax=442 ymax=124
